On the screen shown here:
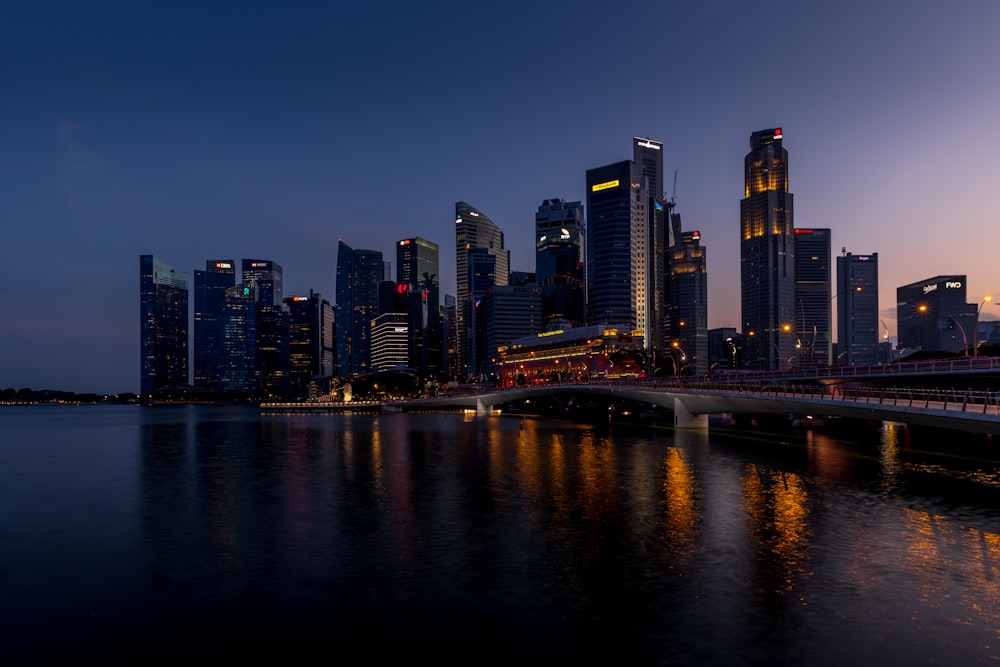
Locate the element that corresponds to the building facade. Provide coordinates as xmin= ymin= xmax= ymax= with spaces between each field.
xmin=284 ymin=291 xmax=335 ymax=397
xmin=535 ymin=198 xmax=585 ymax=330
xmin=193 ymin=259 xmax=236 ymax=388
xmin=897 ymin=275 xmax=975 ymax=356
xmin=793 ymin=228 xmax=832 ymax=367
xmin=455 ymin=202 xmax=509 ymax=380
xmin=218 ymin=283 xmax=257 ymax=393
xmin=140 ymin=255 xmax=189 ymax=394
xmin=667 ymin=228 xmax=708 ymax=374
xmin=241 ymin=259 xmax=283 ymax=307
xmin=336 ymin=241 xmax=385 ymax=378
xmin=835 ymin=252 xmax=879 ymax=365
xmin=740 ymin=128 xmax=795 ymax=370
xmin=586 ymin=160 xmax=640 ymax=328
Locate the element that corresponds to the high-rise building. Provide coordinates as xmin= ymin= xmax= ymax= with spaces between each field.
xmin=708 ymin=327 xmax=740 ymax=371
xmin=455 ymin=202 xmax=509 ymax=378
xmin=667 ymin=227 xmax=708 ymax=374
xmin=897 ymin=274 xmax=975 ymax=357
xmin=633 ymin=137 xmax=667 ymax=349
xmin=740 ymin=127 xmax=795 ymax=370
xmin=284 ymin=291 xmax=335 ymax=397
xmin=335 ymin=241 xmax=384 ymax=378
xmin=482 ymin=284 xmax=543 ymax=378
xmin=193 ymin=259 xmax=236 ymax=388
xmin=586 ymin=160 xmax=640 ymax=328
xmin=535 ymin=198 xmax=585 ymax=330
xmin=218 ymin=282 xmax=257 ymax=393
xmin=397 ymin=237 xmax=443 ymax=380
xmin=241 ymin=259 xmax=283 ymax=307
xmin=835 ymin=252 xmax=879 ymax=365
xmin=139 ymin=255 xmax=189 ymax=394
xmin=794 ymin=228 xmax=832 ymax=367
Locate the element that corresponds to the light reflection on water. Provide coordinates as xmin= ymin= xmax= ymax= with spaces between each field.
xmin=2 ymin=405 xmax=1000 ymax=664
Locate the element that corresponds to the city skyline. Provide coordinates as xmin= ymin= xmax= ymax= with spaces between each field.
xmin=4 ymin=1 xmax=1000 ymax=393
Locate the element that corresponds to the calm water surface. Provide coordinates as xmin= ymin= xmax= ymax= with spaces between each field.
xmin=3 ymin=405 xmax=1000 ymax=665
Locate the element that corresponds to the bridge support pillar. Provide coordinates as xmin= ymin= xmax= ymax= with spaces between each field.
xmin=476 ymin=398 xmax=491 ymax=416
xmin=674 ymin=398 xmax=708 ymax=430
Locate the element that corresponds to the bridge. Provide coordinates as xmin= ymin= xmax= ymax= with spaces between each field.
xmin=261 ymin=357 xmax=1000 ymax=435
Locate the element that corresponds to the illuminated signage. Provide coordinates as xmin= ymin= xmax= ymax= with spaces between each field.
xmin=242 ymin=287 xmax=251 ymax=296
xmin=393 ymin=327 xmax=407 ymax=333
xmin=251 ymin=262 xmax=268 ymax=268
xmin=654 ymin=202 xmax=663 ymax=211
xmin=794 ymin=229 xmax=812 ymax=234
xmin=923 ymin=284 xmax=937 ymax=294
xmin=399 ymin=240 xmax=410 ymax=245
xmin=635 ymin=139 xmax=661 ymax=150
xmin=214 ymin=262 xmax=232 ymax=269
xmin=292 ymin=296 xmax=308 ymax=301
xmin=591 ymin=179 xmax=620 ymax=192
xmin=692 ymin=231 xmax=700 ymax=240
xmin=537 ymin=329 xmax=564 ymax=338
xmin=774 ymin=128 xmax=782 ymax=139
xmin=946 ymin=281 xmax=962 ymax=289
xmin=396 ymin=284 xmax=409 ymax=294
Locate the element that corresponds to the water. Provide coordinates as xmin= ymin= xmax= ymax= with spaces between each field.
xmin=3 ymin=405 xmax=1000 ymax=664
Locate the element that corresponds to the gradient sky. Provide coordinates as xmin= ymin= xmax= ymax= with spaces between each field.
xmin=3 ymin=0 xmax=999 ymax=394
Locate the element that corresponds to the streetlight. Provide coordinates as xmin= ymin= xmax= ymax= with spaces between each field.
xmin=974 ymin=296 xmax=993 ymax=357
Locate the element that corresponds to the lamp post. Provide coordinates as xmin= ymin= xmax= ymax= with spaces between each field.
xmin=974 ymin=296 xmax=993 ymax=357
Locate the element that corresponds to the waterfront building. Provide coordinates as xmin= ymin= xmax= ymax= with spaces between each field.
xmin=794 ymin=229 xmax=832 ymax=367
xmin=218 ymin=282 xmax=257 ymax=393
xmin=497 ymin=324 xmax=644 ymax=386
xmin=256 ymin=304 xmax=290 ymax=396
xmin=284 ymin=291 xmax=335 ymax=397
xmin=667 ymin=226 xmax=708 ymax=374
xmin=535 ymin=198 xmax=585 ymax=329
xmin=193 ymin=259 xmax=236 ymax=388
xmin=633 ymin=136 xmax=667 ymax=350
xmin=897 ymin=275 xmax=976 ymax=356
xmin=740 ymin=127 xmax=795 ymax=370
xmin=395 ymin=240 xmax=443 ymax=380
xmin=397 ymin=237 xmax=439 ymax=309
xmin=836 ymin=251 xmax=879 ymax=365
xmin=370 ymin=311 xmax=411 ymax=373
xmin=586 ymin=160 xmax=640 ymax=328
xmin=139 ymin=254 xmax=189 ymax=394
xmin=482 ymin=284 xmax=543 ymax=377
xmin=241 ymin=259 xmax=283 ymax=307
xmin=444 ymin=294 xmax=457 ymax=380
xmin=455 ymin=202 xmax=509 ymax=379
xmin=336 ymin=241 xmax=385 ymax=378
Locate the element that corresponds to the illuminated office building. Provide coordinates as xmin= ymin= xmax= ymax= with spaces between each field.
xmin=193 ymin=259 xmax=236 ymax=388
xmin=241 ymin=259 xmax=283 ymax=307
xmin=284 ymin=291 xmax=335 ymax=397
xmin=667 ymin=226 xmax=708 ymax=374
xmin=586 ymin=160 xmax=640 ymax=328
xmin=482 ymin=284 xmax=543 ymax=377
xmin=897 ymin=274 xmax=975 ymax=356
xmin=218 ymin=282 xmax=257 ymax=393
xmin=740 ymin=128 xmax=795 ymax=370
xmin=535 ymin=198 xmax=585 ymax=329
xmin=139 ymin=255 xmax=189 ymax=394
xmin=793 ymin=228 xmax=832 ymax=367
xmin=397 ymin=237 xmax=442 ymax=380
xmin=455 ymin=202 xmax=509 ymax=378
xmin=336 ymin=241 xmax=385 ymax=378
xmin=633 ymin=136 xmax=667 ymax=349
xmin=835 ymin=251 xmax=879 ymax=365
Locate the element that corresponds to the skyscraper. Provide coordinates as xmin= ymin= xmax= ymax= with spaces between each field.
xmin=455 ymin=202 xmax=509 ymax=379
xmin=218 ymin=282 xmax=257 ymax=393
xmin=794 ymin=228 xmax=832 ymax=367
xmin=397 ymin=237 xmax=443 ymax=380
xmin=633 ymin=137 xmax=667 ymax=349
xmin=836 ymin=251 xmax=879 ymax=364
xmin=397 ymin=237 xmax=439 ymax=308
xmin=139 ymin=255 xmax=189 ymax=394
xmin=336 ymin=241 xmax=384 ymax=378
xmin=586 ymin=160 xmax=639 ymax=328
xmin=740 ymin=128 xmax=795 ymax=370
xmin=193 ymin=259 xmax=236 ymax=388
xmin=241 ymin=259 xmax=283 ymax=307
xmin=667 ymin=227 xmax=708 ymax=374
xmin=284 ymin=291 xmax=335 ymax=397
xmin=535 ymin=198 xmax=585 ymax=329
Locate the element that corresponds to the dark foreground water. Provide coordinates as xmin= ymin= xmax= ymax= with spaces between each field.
xmin=3 ymin=405 xmax=1000 ymax=665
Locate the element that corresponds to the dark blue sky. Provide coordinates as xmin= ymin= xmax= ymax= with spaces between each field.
xmin=3 ymin=0 xmax=999 ymax=393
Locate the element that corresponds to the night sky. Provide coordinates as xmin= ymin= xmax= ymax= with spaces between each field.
xmin=3 ymin=0 xmax=999 ymax=393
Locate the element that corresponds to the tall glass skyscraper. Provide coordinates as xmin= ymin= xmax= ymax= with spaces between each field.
xmin=535 ymin=198 xmax=585 ymax=329
xmin=455 ymin=202 xmax=508 ymax=379
xmin=219 ymin=283 xmax=257 ymax=392
xmin=837 ymin=252 xmax=879 ymax=364
xmin=284 ymin=290 xmax=335 ymax=397
xmin=667 ymin=226 xmax=708 ymax=374
xmin=740 ymin=128 xmax=795 ymax=370
xmin=336 ymin=241 xmax=384 ymax=378
xmin=794 ymin=228 xmax=832 ymax=367
xmin=633 ymin=137 xmax=667 ymax=349
xmin=586 ymin=160 xmax=640 ymax=329
xmin=241 ymin=259 xmax=283 ymax=307
xmin=193 ymin=259 xmax=236 ymax=388
xmin=139 ymin=255 xmax=189 ymax=394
